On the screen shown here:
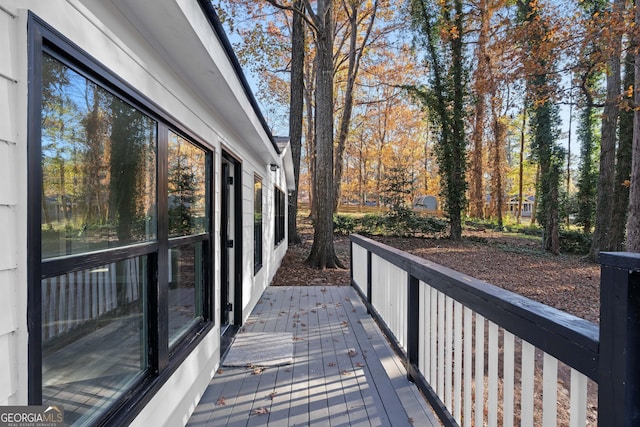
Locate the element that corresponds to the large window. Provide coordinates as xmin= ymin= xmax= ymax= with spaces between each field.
xmin=167 ymin=131 xmax=208 ymax=348
xmin=254 ymin=176 xmax=263 ymax=273
xmin=274 ymin=187 xmax=286 ymax=246
xmin=31 ymin=22 xmax=212 ymax=426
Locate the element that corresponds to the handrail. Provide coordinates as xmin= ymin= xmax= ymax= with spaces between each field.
xmin=351 ymin=233 xmax=599 ymax=379
xmin=350 ymin=234 xmax=640 ymax=427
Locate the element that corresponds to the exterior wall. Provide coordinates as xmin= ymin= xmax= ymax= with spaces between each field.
xmin=0 ymin=0 xmax=289 ymax=424
xmin=0 ymin=3 xmax=27 ymax=406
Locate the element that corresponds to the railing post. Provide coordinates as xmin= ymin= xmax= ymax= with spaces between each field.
xmin=407 ymin=274 xmax=419 ymax=382
xmin=598 ymin=252 xmax=640 ymax=427
xmin=366 ymin=250 xmax=372 ymax=313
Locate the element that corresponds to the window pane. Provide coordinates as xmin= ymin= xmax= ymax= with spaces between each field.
xmin=254 ymin=177 xmax=262 ymax=272
xmin=168 ymin=132 xmax=207 ymax=237
xmin=42 ymin=257 xmax=148 ymax=426
xmin=168 ymin=242 xmax=204 ymax=347
xmin=41 ymin=53 xmax=157 ymax=259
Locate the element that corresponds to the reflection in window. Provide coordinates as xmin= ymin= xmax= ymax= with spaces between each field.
xmin=168 ymin=132 xmax=207 ymax=237
xmin=254 ymin=177 xmax=263 ymax=273
xmin=168 ymin=243 xmax=204 ymax=347
xmin=42 ymin=257 xmax=148 ymax=426
xmin=41 ymin=53 xmax=157 ymax=259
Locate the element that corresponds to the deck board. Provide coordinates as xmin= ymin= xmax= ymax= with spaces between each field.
xmin=187 ymin=286 xmax=441 ymax=427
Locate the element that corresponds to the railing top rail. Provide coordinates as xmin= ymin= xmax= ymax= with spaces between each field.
xmin=350 ymin=233 xmax=600 ymax=380
xmin=600 ymin=251 xmax=640 ymax=270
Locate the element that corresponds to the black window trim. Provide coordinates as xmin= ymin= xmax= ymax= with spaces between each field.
xmin=274 ymin=185 xmax=286 ymax=247
xmin=27 ymin=13 xmax=215 ymax=425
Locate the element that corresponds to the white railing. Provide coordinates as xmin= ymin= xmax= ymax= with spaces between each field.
xmin=351 ymin=234 xmax=640 ymax=427
xmin=42 ymin=257 xmax=141 ymax=341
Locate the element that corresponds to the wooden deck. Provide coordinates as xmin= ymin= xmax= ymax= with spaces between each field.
xmin=187 ymin=286 xmax=441 ymax=427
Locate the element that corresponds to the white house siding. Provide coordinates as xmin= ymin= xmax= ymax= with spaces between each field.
xmin=0 ymin=0 xmax=291 ymax=424
xmin=0 ymin=3 xmax=24 ymax=406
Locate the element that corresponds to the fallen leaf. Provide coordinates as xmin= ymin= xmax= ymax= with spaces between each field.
xmin=356 ymin=362 xmax=364 ymax=367
xmin=268 ymin=391 xmax=278 ymax=400
xmin=348 ymin=349 xmax=358 ymax=357
xmin=252 ymin=367 xmax=266 ymax=375
xmin=252 ymin=407 xmax=270 ymax=415
xmin=341 ymin=370 xmax=352 ymax=376
xmin=328 ymin=362 xmax=336 ymax=367
xmin=216 ymin=396 xmax=226 ymax=406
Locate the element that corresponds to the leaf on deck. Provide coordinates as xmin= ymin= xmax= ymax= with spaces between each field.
xmin=252 ymin=407 xmax=270 ymax=415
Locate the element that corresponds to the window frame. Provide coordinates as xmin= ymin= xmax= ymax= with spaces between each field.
xmin=274 ymin=186 xmax=286 ymax=246
xmin=27 ymin=13 xmax=215 ymax=425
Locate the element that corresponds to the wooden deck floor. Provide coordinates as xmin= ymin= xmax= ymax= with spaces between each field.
xmin=187 ymin=286 xmax=441 ymax=427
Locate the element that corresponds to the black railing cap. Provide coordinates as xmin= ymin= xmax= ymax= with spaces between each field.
xmin=599 ymin=252 xmax=640 ymax=270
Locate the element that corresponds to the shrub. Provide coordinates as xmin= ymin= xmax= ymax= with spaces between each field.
xmin=360 ymin=213 xmax=386 ymax=235
xmin=559 ymin=229 xmax=592 ymax=254
xmin=333 ymin=214 xmax=357 ymax=235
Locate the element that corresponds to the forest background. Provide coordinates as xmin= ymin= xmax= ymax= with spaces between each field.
xmin=212 ymin=0 xmax=640 ymax=267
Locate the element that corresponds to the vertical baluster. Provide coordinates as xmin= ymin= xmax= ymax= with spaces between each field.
xmin=503 ymin=331 xmax=515 ymax=427
xmin=437 ymin=290 xmax=445 ymax=396
xmin=521 ymin=341 xmax=535 ymax=427
xmin=430 ymin=287 xmax=438 ymax=387
xmin=85 ymin=269 xmax=91 ymax=320
xmin=110 ymin=262 xmax=117 ymax=311
xmin=445 ymin=296 xmax=453 ymax=410
xmin=98 ymin=267 xmax=106 ymax=315
xmin=475 ymin=314 xmax=485 ymax=427
xmin=67 ymin=272 xmax=74 ymax=328
xmin=570 ymin=368 xmax=587 ymax=427
xmin=399 ymin=268 xmax=407 ymax=349
xmin=59 ymin=274 xmax=67 ymax=334
xmin=75 ymin=271 xmax=83 ymax=326
xmin=453 ymin=300 xmax=462 ymax=423
xmin=463 ymin=306 xmax=472 ymax=427
xmin=488 ymin=321 xmax=498 ymax=427
xmin=542 ymin=352 xmax=558 ymax=427
xmin=420 ymin=282 xmax=429 ymax=380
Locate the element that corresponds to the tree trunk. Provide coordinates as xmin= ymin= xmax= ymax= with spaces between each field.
xmin=449 ymin=0 xmax=466 ymax=240
xmin=491 ymin=113 xmax=506 ymax=228
xmin=305 ymin=56 xmax=316 ymax=217
xmin=469 ymin=0 xmax=489 ymax=219
xmin=589 ymin=0 xmax=623 ymax=261
xmin=287 ymin=0 xmax=305 ymax=245
xmin=517 ymin=105 xmax=526 ymax=224
xmin=610 ymin=46 xmax=634 ymax=250
xmin=627 ymin=2 xmax=640 ymax=252
xmin=306 ymin=0 xmax=342 ymax=268
xmin=333 ymin=0 xmax=378 ymax=212
xmin=470 ymin=97 xmax=485 ymax=219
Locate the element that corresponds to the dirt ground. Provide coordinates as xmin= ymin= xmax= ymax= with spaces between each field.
xmin=272 ymin=220 xmax=601 ymax=324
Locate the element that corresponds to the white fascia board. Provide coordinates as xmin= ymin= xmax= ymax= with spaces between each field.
xmin=280 ymin=143 xmax=296 ymax=192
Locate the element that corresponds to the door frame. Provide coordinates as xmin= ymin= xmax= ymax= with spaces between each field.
xmin=220 ymin=151 xmax=243 ymax=331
